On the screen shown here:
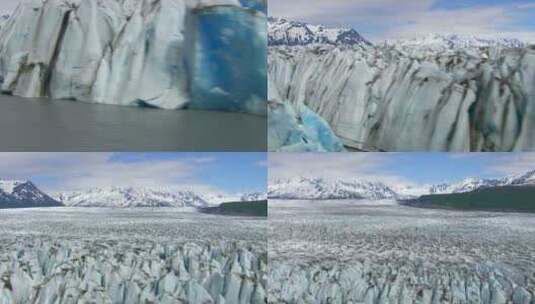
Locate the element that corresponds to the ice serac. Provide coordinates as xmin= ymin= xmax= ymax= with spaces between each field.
xmin=268 ymin=100 xmax=345 ymax=152
xmin=0 ymin=238 xmax=267 ymax=303
xmin=0 ymin=0 xmax=266 ymax=114
xmin=268 ymin=18 xmax=535 ymax=151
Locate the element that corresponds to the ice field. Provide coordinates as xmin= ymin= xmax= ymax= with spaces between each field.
xmin=269 ymin=200 xmax=535 ymax=303
xmin=0 ymin=208 xmax=267 ymax=303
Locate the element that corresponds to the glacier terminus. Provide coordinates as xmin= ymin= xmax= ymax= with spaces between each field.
xmin=268 ymin=18 xmax=535 ymax=151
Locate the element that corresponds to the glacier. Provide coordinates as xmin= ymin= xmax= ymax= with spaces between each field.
xmin=0 ymin=208 xmax=267 ymax=303
xmin=269 ymin=200 xmax=535 ymax=304
xmin=0 ymin=0 xmax=267 ymax=115
xmin=268 ymin=18 xmax=535 ymax=151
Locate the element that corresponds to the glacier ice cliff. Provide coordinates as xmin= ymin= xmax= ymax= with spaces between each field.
xmin=268 ymin=100 xmax=345 ymax=152
xmin=269 ymin=19 xmax=535 ymax=151
xmin=0 ymin=0 xmax=267 ymax=115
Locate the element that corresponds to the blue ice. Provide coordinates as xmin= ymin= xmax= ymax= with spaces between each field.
xmin=268 ymin=101 xmax=346 ymax=152
xmin=189 ymin=6 xmax=267 ymax=115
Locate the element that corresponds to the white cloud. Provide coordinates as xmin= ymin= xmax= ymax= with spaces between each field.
xmin=269 ymin=0 xmax=433 ymax=26
xmin=485 ymin=153 xmax=535 ymax=176
xmin=0 ymin=153 xmax=222 ymax=193
xmin=385 ymin=5 xmax=535 ymax=42
xmin=269 ymin=0 xmax=535 ymax=42
xmin=256 ymin=160 xmax=268 ymax=167
xmin=268 ymin=153 xmax=416 ymax=187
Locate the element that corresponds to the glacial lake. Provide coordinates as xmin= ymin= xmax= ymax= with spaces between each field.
xmin=0 ymin=95 xmax=266 ymax=151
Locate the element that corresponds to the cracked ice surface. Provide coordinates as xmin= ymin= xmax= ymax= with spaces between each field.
xmin=0 ymin=0 xmax=267 ymax=114
xmin=0 ymin=207 xmax=267 ymax=303
xmin=268 ymin=200 xmax=535 ymax=303
xmin=269 ymin=45 xmax=535 ymax=151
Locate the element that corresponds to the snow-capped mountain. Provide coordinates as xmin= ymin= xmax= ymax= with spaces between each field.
xmin=430 ymin=170 xmax=535 ymax=194
xmin=268 ymin=17 xmax=371 ymax=47
xmin=56 ymin=187 xmax=210 ymax=208
xmin=0 ymin=180 xmax=62 ymax=208
xmin=268 ymin=177 xmax=397 ymax=200
xmin=269 ymin=170 xmax=535 ymax=201
xmin=199 ymin=191 xmax=267 ymax=206
xmin=56 ymin=188 xmax=268 ymax=208
xmin=240 ymin=192 xmax=267 ymax=201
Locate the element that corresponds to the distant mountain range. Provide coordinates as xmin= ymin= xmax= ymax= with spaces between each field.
xmin=0 ymin=180 xmax=62 ymax=208
xmin=268 ymin=18 xmax=528 ymax=50
xmin=268 ymin=17 xmax=372 ymax=47
xmin=57 ymin=188 xmax=267 ymax=208
xmin=269 ymin=170 xmax=535 ymax=200
xmin=56 ymin=187 xmax=210 ymax=208
xmin=269 ymin=177 xmax=396 ymax=200
xmin=0 ymin=179 xmax=266 ymax=209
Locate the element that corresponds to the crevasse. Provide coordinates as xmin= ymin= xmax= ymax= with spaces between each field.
xmin=269 ymin=44 xmax=535 ymax=151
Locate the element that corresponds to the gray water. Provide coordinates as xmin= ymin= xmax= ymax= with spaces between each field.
xmin=0 ymin=95 xmax=266 ymax=151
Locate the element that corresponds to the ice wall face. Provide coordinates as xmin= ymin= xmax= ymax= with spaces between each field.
xmin=268 ymin=100 xmax=345 ymax=152
xmin=189 ymin=6 xmax=267 ymax=115
xmin=269 ymin=20 xmax=535 ymax=151
xmin=0 ymin=0 xmax=267 ymax=114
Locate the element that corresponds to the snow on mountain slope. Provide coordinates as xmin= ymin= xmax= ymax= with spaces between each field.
xmin=57 ymin=188 xmax=268 ymax=208
xmin=56 ymin=187 xmax=210 ymax=208
xmin=0 ymin=180 xmax=62 ymax=208
xmin=269 ymin=19 xmax=535 ymax=151
xmin=0 ymin=179 xmax=24 ymax=194
xmin=0 ymin=0 xmax=266 ymax=114
xmin=268 ymin=17 xmax=371 ymax=47
xmin=426 ymin=170 xmax=535 ymax=195
xmin=268 ymin=177 xmax=397 ymax=200
xmin=269 ymin=170 xmax=535 ymax=200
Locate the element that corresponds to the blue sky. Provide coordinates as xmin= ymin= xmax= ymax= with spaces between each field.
xmin=269 ymin=0 xmax=535 ymax=42
xmin=269 ymin=153 xmax=535 ymax=186
xmin=0 ymin=153 xmax=266 ymax=193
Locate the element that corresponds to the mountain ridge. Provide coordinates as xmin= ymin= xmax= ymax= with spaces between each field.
xmin=269 ymin=170 xmax=535 ymax=200
xmin=268 ymin=17 xmax=372 ymax=47
xmin=268 ymin=18 xmax=529 ymax=50
xmin=56 ymin=187 xmax=267 ymax=208
xmin=0 ymin=180 xmax=63 ymax=208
